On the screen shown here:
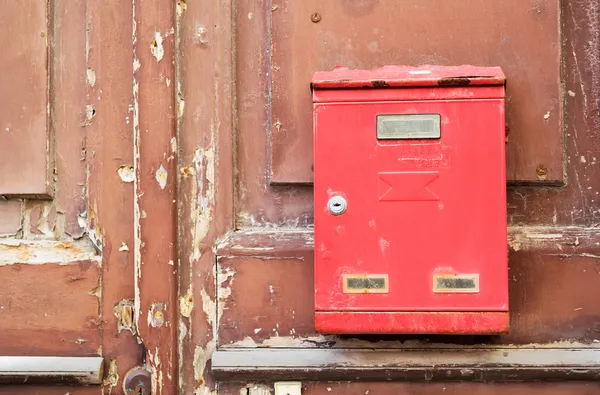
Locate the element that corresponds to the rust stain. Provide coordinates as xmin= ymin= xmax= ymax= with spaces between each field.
xmin=438 ymin=77 xmax=471 ymax=86
xmin=371 ymin=80 xmax=390 ymax=88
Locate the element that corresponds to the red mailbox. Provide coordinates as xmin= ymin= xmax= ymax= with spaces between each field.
xmin=312 ymin=66 xmax=508 ymax=335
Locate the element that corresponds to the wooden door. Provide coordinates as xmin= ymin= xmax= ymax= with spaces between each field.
xmin=0 ymin=1 xmax=177 ymax=393
xmin=2 ymin=1 xmax=600 ymax=395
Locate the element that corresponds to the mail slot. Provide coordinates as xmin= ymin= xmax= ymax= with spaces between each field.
xmin=312 ymin=66 xmax=509 ymax=335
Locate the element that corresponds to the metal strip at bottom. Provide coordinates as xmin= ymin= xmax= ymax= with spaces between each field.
xmin=0 ymin=356 xmax=103 ymax=385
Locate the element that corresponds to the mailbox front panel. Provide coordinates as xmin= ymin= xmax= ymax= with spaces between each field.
xmin=313 ymin=89 xmax=508 ymax=334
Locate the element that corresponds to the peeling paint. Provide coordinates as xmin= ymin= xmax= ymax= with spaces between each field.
xmin=189 ymin=147 xmax=215 ymax=262
xmin=87 ymin=68 xmax=96 ymax=87
xmin=156 ymin=164 xmax=168 ymax=189
xmin=193 ymin=24 xmax=209 ymax=45
xmin=114 ymin=299 xmax=136 ymax=335
xmin=118 ymin=165 xmax=135 ymax=183
xmin=180 ymin=287 xmax=194 ymax=318
xmin=148 ymin=302 xmax=167 ymax=328
xmin=0 ymin=239 xmax=100 ymax=265
xmin=151 ymin=31 xmax=165 ymax=62
xmin=119 ymin=242 xmax=129 ymax=252
xmin=177 ymin=83 xmax=185 ymax=118
xmin=103 ymin=359 xmax=119 ymax=394
xmin=170 ymin=137 xmax=177 ymax=153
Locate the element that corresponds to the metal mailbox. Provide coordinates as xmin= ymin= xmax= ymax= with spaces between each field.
xmin=312 ymin=66 xmax=508 ymax=335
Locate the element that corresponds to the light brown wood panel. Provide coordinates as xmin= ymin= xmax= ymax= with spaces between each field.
xmin=0 ymin=1 xmax=51 ymax=197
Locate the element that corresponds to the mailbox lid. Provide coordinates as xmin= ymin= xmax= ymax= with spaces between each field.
xmin=312 ymin=65 xmax=506 ymax=90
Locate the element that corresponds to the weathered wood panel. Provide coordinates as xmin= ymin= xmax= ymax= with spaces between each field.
xmin=213 ymin=348 xmax=600 ymax=382
xmin=0 ymin=1 xmax=51 ymax=197
xmin=269 ymin=0 xmax=563 ymax=184
xmin=86 ymin=0 xmax=143 ymax=391
xmin=133 ymin=0 xmax=178 ymax=391
xmin=177 ymin=0 xmax=236 ymax=393
xmin=53 ymin=0 xmax=88 ymax=238
xmin=0 ymin=261 xmax=101 ymax=356
xmin=216 ymin=229 xmax=600 ymax=346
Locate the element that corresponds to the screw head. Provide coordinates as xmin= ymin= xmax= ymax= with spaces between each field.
xmin=327 ymin=196 xmax=347 ymax=216
xmin=311 ymin=12 xmax=322 ymax=23
xmin=536 ymin=165 xmax=548 ymax=180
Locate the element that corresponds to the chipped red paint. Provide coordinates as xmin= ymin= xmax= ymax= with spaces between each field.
xmin=311 ymin=65 xmax=506 ymax=89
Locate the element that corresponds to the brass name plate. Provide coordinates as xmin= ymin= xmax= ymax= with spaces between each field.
xmin=343 ymin=274 xmax=389 ymax=293
xmin=433 ymin=274 xmax=480 ymax=293
xmin=377 ymin=114 xmax=441 ymax=140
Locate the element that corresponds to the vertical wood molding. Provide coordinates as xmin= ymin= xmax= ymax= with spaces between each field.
xmin=133 ymin=0 xmax=178 ymax=393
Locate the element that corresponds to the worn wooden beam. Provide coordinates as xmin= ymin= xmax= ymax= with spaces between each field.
xmin=0 ymin=357 xmax=103 ymax=385
xmin=133 ymin=0 xmax=178 ymax=392
xmin=216 ymin=226 xmax=600 ymax=254
xmin=212 ymin=348 xmax=600 ymax=382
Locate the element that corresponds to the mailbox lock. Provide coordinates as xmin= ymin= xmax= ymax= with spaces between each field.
xmin=327 ymin=196 xmax=347 ymax=215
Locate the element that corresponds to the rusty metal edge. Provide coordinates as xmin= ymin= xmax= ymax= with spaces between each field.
xmin=211 ymin=349 xmax=600 ymax=382
xmin=0 ymin=356 xmax=103 ymax=385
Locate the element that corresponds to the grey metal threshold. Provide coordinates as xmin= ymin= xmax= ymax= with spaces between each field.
xmin=0 ymin=356 xmax=103 ymax=385
xmin=212 ymin=348 xmax=600 ymax=382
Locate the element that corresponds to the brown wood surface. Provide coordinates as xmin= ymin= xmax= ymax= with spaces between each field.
xmin=177 ymin=0 xmax=236 ymax=393
xmin=134 ymin=0 xmax=178 ymax=392
xmin=220 ymin=382 xmax=600 ymax=395
xmin=0 ymin=201 xmax=22 ymax=236
xmin=0 ymin=261 xmax=101 ymax=356
xmin=268 ymin=0 xmax=563 ymax=184
xmin=216 ymin=228 xmax=600 ymax=347
xmin=0 ymin=388 xmax=98 ymax=395
xmin=86 ymin=0 xmax=144 ymax=392
xmin=212 ymin=348 xmax=600 ymax=382
xmin=53 ymin=0 xmax=88 ymax=238
xmin=0 ymin=0 xmax=51 ymax=197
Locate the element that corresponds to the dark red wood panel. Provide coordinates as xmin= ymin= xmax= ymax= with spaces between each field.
xmin=0 ymin=1 xmax=51 ymax=196
xmin=269 ymin=0 xmax=563 ymax=184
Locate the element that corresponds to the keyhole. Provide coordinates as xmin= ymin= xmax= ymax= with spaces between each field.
xmin=136 ymin=386 xmax=144 ymax=395
xmin=327 ymin=196 xmax=347 ymax=215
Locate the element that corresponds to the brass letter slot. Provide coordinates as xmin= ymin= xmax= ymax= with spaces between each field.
xmin=433 ymin=274 xmax=480 ymax=293
xmin=343 ymin=274 xmax=389 ymax=294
